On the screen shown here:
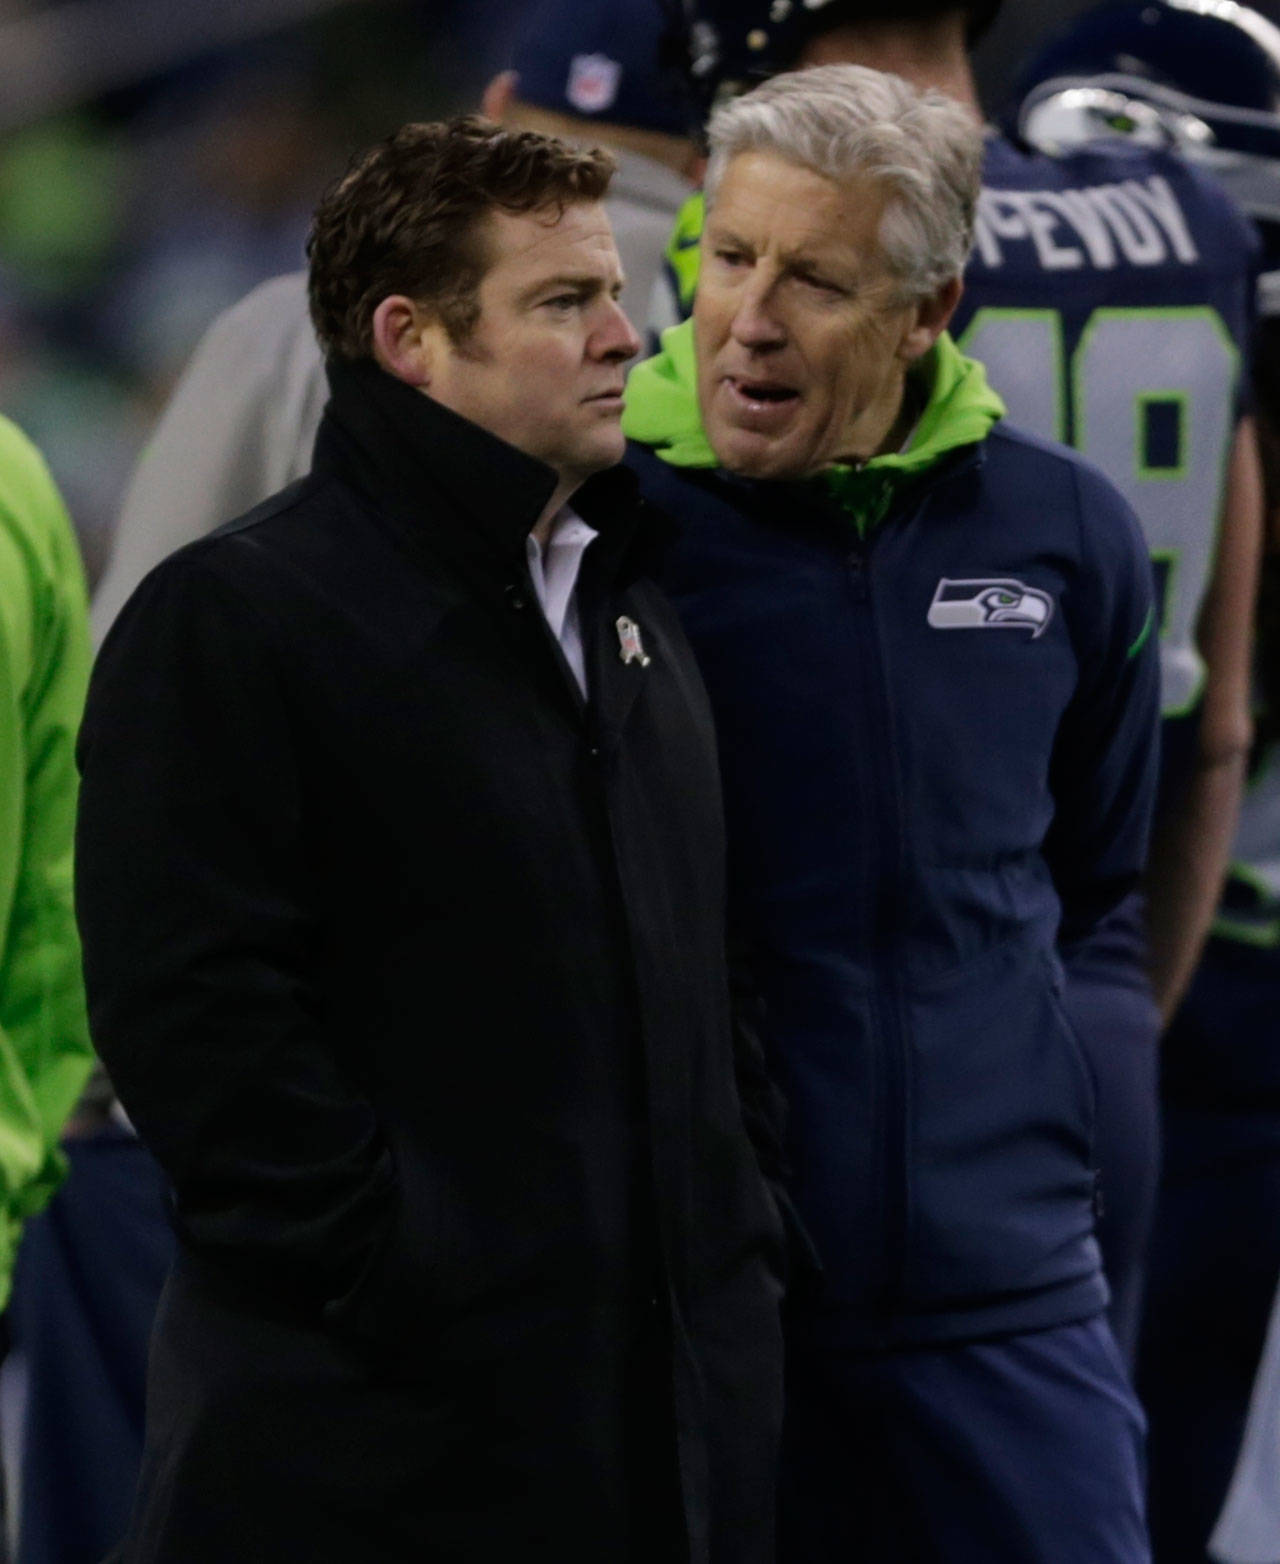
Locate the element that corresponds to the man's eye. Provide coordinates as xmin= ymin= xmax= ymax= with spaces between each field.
xmin=713 ymin=249 xmax=749 ymax=268
xmin=544 ymin=294 xmax=582 ymax=312
xmin=797 ymin=274 xmax=841 ymax=295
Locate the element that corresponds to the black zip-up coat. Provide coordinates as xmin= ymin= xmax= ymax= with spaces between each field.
xmin=75 ymin=360 xmax=785 ymax=1564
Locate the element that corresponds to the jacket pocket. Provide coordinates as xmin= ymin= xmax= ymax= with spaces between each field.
xmin=904 ymin=938 xmax=1101 ymax=1312
xmin=1041 ymin=949 xmax=1100 ymax=1161
xmin=321 ymin=1123 xmax=452 ymax=1379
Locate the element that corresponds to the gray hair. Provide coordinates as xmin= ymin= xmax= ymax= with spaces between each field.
xmin=703 ymin=64 xmax=983 ymax=302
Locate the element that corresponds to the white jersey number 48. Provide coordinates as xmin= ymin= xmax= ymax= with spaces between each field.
xmin=957 ymin=305 xmax=1238 ymax=717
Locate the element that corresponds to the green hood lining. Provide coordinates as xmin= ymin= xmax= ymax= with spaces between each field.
xmin=621 ymin=319 xmax=1005 ymax=536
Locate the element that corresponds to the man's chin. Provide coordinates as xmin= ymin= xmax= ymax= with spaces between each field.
xmin=707 ymin=424 xmax=807 ymax=482
xmin=569 ymin=429 xmax=628 ymax=477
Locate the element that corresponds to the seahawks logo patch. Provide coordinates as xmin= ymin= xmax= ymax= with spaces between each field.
xmin=927 ymin=578 xmax=1054 ymax=639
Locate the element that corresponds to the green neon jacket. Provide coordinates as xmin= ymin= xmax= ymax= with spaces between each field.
xmin=0 ymin=414 xmax=94 ymax=1303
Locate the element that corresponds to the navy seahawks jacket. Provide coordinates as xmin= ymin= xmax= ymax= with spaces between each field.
xmin=626 ymin=418 xmax=1161 ymax=1349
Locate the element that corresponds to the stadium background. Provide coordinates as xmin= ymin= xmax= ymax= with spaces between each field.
xmin=0 ymin=0 xmax=1262 ymax=583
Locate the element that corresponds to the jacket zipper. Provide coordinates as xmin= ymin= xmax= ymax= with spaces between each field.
xmin=844 ymin=531 xmax=910 ymax=1324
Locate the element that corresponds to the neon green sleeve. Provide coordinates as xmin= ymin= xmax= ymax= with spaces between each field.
xmin=0 ymin=415 xmax=94 ymax=1301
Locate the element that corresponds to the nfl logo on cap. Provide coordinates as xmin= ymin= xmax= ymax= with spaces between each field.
xmin=566 ymin=53 xmax=623 ymax=115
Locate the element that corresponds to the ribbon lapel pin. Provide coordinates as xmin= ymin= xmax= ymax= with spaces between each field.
xmin=615 ymin=616 xmax=651 ymax=668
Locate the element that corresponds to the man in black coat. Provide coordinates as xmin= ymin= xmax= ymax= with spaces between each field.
xmin=74 ymin=117 xmax=785 ymax=1564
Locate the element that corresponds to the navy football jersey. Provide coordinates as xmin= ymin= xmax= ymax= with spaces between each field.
xmin=957 ymin=133 xmax=1259 ymax=722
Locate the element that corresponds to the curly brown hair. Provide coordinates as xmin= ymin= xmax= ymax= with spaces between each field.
xmin=307 ymin=116 xmax=616 ymax=361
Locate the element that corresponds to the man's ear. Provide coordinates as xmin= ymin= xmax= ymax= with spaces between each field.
xmin=371 ymin=295 xmax=439 ymax=388
xmin=899 ymin=275 xmax=963 ymax=364
xmin=481 ymin=70 xmax=518 ymax=123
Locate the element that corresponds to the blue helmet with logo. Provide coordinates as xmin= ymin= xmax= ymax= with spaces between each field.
xmin=677 ymin=0 xmax=1002 ymax=117
xmin=1008 ymin=0 xmax=1280 ymax=306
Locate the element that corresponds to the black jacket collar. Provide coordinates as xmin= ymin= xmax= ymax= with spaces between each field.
xmin=313 ymin=357 xmax=659 ymax=587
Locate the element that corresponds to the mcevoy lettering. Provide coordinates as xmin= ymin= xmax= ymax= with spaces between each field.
xmin=973 ymin=175 xmax=1198 ymax=272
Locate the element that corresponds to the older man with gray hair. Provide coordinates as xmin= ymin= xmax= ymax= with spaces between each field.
xmin=625 ymin=64 xmax=1158 ymax=1563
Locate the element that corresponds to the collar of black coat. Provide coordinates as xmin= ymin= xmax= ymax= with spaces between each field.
xmin=314 ymin=356 xmax=659 ymax=583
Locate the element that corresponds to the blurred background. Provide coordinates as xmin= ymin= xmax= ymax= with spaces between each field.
xmin=0 ymin=0 xmax=1240 ymax=582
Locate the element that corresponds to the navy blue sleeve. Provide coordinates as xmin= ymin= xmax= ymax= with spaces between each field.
xmin=1043 ymin=464 xmax=1162 ymax=948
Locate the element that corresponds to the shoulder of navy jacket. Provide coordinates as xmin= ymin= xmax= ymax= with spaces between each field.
xmin=876 ymin=443 xmax=988 ymax=528
xmin=931 ymin=440 xmax=987 ymax=481
xmin=918 ymin=441 xmax=988 ymax=503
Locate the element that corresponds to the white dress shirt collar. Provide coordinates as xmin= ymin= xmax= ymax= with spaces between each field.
xmin=525 ymin=507 xmax=599 ymax=696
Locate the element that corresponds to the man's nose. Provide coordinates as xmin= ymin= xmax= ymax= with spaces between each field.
xmin=731 ymin=282 xmax=786 ymax=351
xmin=596 ymin=298 xmax=643 ymax=362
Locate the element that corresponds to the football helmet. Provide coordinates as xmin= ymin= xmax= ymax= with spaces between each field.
xmin=1009 ymin=0 xmax=1280 ymax=308
xmin=674 ymin=0 xmax=1003 ymax=116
